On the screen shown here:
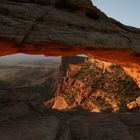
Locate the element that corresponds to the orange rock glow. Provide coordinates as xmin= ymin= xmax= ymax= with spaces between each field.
xmin=0 ymin=41 xmax=140 ymax=87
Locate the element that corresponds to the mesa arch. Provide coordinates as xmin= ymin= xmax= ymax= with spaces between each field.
xmin=0 ymin=0 xmax=140 ymax=86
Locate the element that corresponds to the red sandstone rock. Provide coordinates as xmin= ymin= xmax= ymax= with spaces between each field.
xmin=0 ymin=1 xmax=140 ymax=139
xmin=53 ymin=58 xmax=140 ymax=112
xmin=0 ymin=0 xmax=139 ymax=53
xmin=0 ymin=0 xmax=139 ymax=87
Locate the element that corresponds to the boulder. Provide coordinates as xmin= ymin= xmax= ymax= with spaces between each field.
xmin=136 ymin=96 xmax=140 ymax=106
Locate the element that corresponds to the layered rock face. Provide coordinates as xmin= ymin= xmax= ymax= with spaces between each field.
xmin=0 ymin=0 xmax=140 ymax=53
xmin=53 ymin=58 xmax=140 ymax=112
xmin=0 ymin=0 xmax=139 ymax=88
xmin=87 ymin=56 xmax=140 ymax=88
xmin=0 ymin=1 xmax=140 ymax=140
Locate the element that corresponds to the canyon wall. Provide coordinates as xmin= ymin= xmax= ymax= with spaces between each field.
xmin=53 ymin=57 xmax=140 ymax=112
xmin=0 ymin=0 xmax=139 ymax=86
xmin=0 ymin=0 xmax=140 ymax=113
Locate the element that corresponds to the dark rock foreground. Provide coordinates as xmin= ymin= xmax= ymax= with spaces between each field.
xmin=0 ymin=110 xmax=140 ymax=140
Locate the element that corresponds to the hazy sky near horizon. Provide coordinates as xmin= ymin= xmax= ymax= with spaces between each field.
xmin=93 ymin=0 xmax=140 ymax=28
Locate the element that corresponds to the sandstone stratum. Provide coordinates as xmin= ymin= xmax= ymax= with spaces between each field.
xmin=0 ymin=0 xmax=140 ymax=53
xmin=0 ymin=0 xmax=140 ymax=86
xmin=0 ymin=0 xmax=140 ymax=140
xmin=53 ymin=57 xmax=140 ymax=112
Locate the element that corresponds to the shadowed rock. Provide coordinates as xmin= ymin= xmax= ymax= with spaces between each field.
xmin=0 ymin=0 xmax=139 ymax=53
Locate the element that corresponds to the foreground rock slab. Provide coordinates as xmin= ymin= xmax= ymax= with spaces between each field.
xmin=0 ymin=110 xmax=140 ymax=140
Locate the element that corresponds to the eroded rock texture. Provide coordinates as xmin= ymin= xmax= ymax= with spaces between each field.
xmin=0 ymin=0 xmax=140 ymax=53
xmin=53 ymin=58 xmax=140 ymax=112
xmin=1 ymin=110 xmax=140 ymax=140
xmin=0 ymin=0 xmax=139 ymax=86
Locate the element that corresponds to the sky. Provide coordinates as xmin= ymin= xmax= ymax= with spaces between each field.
xmin=93 ymin=0 xmax=140 ymax=28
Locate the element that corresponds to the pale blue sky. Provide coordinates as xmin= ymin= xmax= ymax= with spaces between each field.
xmin=93 ymin=0 xmax=140 ymax=28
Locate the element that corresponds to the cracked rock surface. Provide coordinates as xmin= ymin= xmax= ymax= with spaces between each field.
xmin=1 ymin=110 xmax=140 ymax=140
xmin=0 ymin=0 xmax=140 ymax=53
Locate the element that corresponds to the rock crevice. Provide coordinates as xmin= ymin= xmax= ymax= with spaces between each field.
xmin=0 ymin=0 xmax=139 ymax=53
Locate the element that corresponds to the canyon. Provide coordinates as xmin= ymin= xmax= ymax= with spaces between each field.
xmin=0 ymin=0 xmax=140 ymax=53
xmin=0 ymin=53 xmax=140 ymax=140
xmin=53 ymin=57 xmax=140 ymax=112
xmin=0 ymin=0 xmax=140 ymax=140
